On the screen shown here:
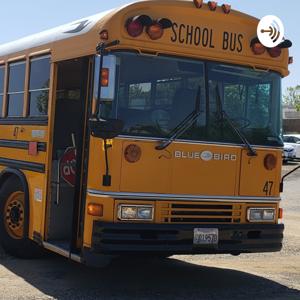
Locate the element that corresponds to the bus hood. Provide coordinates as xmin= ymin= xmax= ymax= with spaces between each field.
xmin=120 ymin=140 xmax=239 ymax=196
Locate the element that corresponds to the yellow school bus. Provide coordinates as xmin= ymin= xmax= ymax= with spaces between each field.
xmin=0 ymin=0 xmax=292 ymax=265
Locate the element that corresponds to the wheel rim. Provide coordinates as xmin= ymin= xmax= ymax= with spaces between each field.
xmin=4 ymin=191 xmax=25 ymax=239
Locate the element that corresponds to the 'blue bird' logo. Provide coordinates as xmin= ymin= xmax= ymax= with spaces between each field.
xmin=64 ymin=20 xmax=91 ymax=34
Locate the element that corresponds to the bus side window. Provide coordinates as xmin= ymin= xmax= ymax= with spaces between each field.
xmin=0 ymin=65 xmax=4 ymax=117
xmin=7 ymin=61 xmax=26 ymax=117
xmin=29 ymin=56 xmax=51 ymax=116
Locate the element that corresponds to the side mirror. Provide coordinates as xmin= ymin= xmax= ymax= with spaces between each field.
xmin=89 ymin=118 xmax=124 ymax=140
xmin=94 ymin=55 xmax=117 ymax=102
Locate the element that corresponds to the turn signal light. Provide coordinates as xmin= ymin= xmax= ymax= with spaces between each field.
xmin=267 ymin=47 xmax=282 ymax=58
xmin=124 ymin=144 xmax=142 ymax=163
xmin=101 ymin=68 xmax=109 ymax=87
xmin=147 ymin=22 xmax=164 ymax=40
xmin=87 ymin=203 xmax=103 ymax=217
xmin=222 ymin=4 xmax=231 ymax=14
xmin=278 ymin=208 xmax=283 ymax=219
xmin=264 ymin=154 xmax=277 ymax=171
xmin=208 ymin=1 xmax=217 ymax=11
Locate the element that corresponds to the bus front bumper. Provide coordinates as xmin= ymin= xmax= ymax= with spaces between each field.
xmin=88 ymin=222 xmax=284 ymax=256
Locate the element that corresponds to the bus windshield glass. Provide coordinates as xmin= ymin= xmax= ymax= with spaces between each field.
xmin=101 ymin=52 xmax=282 ymax=147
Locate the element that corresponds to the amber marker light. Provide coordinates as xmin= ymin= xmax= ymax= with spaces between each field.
xmin=222 ymin=4 xmax=231 ymax=14
xmin=250 ymin=37 xmax=266 ymax=55
xmin=124 ymin=144 xmax=142 ymax=163
xmin=264 ymin=154 xmax=277 ymax=171
xmin=147 ymin=22 xmax=164 ymax=40
xmin=278 ymin=208 xmax=283 ymax=219
xmin=267 ymin=47 xmax=282 ymax=58
xmin=252 ymin=43 xmax=266 ymax=55
xmin=87 ymin=203 xmax=103 ymax=217
xmin=101 ymin=68 xmax=109 ymax=87
xmin=193 ymin=0 xmax=203 ymax=8
xmin=208 ymin=1 xmax=217 ymax=11
xmin=99 ymin=30 xmax=109 ymax=40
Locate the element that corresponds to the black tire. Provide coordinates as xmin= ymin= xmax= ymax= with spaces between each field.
xmin=0 ymin=177 xmax=43 ymax=258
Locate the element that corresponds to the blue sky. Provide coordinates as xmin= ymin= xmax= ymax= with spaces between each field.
xmin=0 ymin=0 xmax=298 ymax=92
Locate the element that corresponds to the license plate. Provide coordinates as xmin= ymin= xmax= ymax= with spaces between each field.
xmin=193 ymin=228 xmax=219 ymax=245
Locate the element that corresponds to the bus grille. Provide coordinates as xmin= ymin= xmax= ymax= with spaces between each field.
xmin=158 ymin=202 xmax=243 ymax=224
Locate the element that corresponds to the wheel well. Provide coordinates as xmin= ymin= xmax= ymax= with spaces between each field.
xmin=0 ymin=168 xmax=28 ymax=198
xmin=0 ymin=168 xmax=30 ymax=237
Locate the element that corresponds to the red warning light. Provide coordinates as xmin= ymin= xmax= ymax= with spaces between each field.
xmin=193 ymin=0 xmax=203 ymax=8
xmin=125 ymin=15 xmax=152 ymax=38
xmin=126 ymin=19 xmax=144 ymax=37
xmin=208 ymin=1 xmax=217 ymax=11
xmin=222 ymin=4 xmax=231 ymax=14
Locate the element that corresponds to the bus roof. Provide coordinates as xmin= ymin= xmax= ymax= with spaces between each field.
xmin=0 ymin=9 xmax=113 ymax=58
xmin=0 ymin=0 xmax=290 ymax=76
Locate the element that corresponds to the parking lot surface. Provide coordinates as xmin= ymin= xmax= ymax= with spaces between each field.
xmin=0 ymin=162 xmax=299 ymax=300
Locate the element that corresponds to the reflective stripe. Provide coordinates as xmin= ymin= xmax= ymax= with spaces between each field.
xmin=87 ymin=189 xmax=281 ymax=203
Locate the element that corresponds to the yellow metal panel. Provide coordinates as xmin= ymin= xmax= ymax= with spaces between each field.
xmin=87 ymin=137 xmax=123 ymax=191
xmin=170 ymin=143 xmax=240 ymax=195
xmin=83 ymin=194 xmax=114 ymax=248
xmin=0 ymin=125 xmax=48 ymax=142
xmin=23 ymin=170 xmax=47 ymax=239
xmin=0 ymin=147 xmax=46 ymax=164
xmin=120 ymin=140 xmax=172 ymax=193
xmin=239 ymin=149 xmax=282 ymax=197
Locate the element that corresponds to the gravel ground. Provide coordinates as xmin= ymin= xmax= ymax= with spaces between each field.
xmin=0 ymin=162 xmax=299 ymax=300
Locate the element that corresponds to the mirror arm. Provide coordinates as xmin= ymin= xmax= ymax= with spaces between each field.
xmin=280 ymin=165 xmax=300 ymax=192
xmin=102 ymin=139 xmax=112 ymax=187
xmin=96 ymin=40 xmax=120 ymax=55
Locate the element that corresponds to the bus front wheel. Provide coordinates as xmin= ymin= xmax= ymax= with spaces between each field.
xmin=0 ymin=177 xmax=42 ymax=258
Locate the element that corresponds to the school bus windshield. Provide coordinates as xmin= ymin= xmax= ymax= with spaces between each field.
xmin=100 ymin=52 xmax=282 ymax=147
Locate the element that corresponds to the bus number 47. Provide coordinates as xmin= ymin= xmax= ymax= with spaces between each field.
xmin=263 ymin=181 xmax=274 ymax=196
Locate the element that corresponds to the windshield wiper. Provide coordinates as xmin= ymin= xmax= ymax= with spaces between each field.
xmin=155 ymin=87 xmax=201 ymax=151
xmin=216 ymin=86 xmax=257 ymax=157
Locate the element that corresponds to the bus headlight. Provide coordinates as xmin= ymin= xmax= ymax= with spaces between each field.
xmin=118 ymin=205 xmax=154 ymax=221
xmin=247 ymin=208 xmax=275 ymax=222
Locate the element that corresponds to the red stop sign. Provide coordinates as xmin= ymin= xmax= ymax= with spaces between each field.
xmin=60 ymin=147 xmax=76 ymax=186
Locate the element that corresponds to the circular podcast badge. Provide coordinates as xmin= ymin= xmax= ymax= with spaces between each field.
xmin=257 ymin=15 xmax=285 ymax=48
